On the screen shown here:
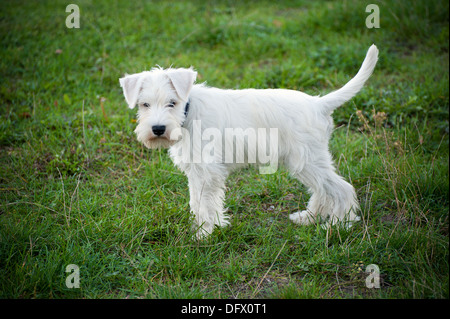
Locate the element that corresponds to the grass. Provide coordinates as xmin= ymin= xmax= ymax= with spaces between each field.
xmin=0 ymin=0 xmax=448 ymax=299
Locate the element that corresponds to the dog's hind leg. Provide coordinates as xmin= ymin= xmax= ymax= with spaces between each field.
xmin=287 ymin=157 xmax=360 ymax=226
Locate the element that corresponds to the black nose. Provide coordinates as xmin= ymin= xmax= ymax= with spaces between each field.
xmin=152 ymin=125 xmax=166 ymax=136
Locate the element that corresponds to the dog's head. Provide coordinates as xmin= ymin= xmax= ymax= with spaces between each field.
xmin=119 ymin=67 xmax=197 ymax=149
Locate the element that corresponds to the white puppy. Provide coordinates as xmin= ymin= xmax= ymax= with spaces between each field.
xmin=120 ymin=44 xmax=379 ymax=238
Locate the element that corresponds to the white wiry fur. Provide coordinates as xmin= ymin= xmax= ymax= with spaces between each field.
xmin=120 ymin=44 xmax=379 ymax=238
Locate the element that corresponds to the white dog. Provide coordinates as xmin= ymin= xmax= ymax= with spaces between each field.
xmin=120 ymin=44 xmax=379 ymax=238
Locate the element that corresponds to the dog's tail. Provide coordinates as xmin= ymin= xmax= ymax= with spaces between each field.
xmin=319 ymin=44 xmax=378 ymax=114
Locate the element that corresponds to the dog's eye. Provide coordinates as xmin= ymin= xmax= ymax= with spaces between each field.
xmin=143 ymin=103 xmax=150 ymax=108
xmin=167 ymin=100 xmax=176 ymax=108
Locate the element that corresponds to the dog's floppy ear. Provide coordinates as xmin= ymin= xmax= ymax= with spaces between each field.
xmin=166 ymin=68 xmax=197 ymax=101
xmin=119 ymin=73 xmax=146 ymax=109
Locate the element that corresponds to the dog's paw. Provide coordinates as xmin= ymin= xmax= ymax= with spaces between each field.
xmin=194 ymin=227 xmax=211 ymax=240
xmin=289 ymin=210 xmax=316 ymax=225
xmin=321 ymin=215 xmax=361 ymax=230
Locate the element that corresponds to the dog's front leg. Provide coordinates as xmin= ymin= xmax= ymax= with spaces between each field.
xmin=187 ymin=166 xmax=229 ymax=239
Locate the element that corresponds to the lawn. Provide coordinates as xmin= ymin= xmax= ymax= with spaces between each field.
xmin=0 ymin=0 xmax=448 ymax=299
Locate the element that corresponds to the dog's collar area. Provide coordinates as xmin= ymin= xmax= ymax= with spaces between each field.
xmin=181 ymin=100 xmax=190 ymax=127
xmin=184 ymin=100 xmax=190 ymax=117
